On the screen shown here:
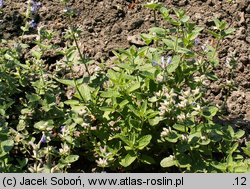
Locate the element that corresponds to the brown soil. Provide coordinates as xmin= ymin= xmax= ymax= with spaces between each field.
xmin=1 ymin=0 xmax=250 ymax=136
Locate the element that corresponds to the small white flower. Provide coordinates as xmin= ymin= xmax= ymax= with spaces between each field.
xmin=192 ymin=88 xmax=200 ymax=96
xmin=183 ymin=88 xmax=191 ymax=97
xmin=159 ymin=102 xmax=167 ymax=115
xmin=96 ymin=158 xmax=108 ymax=167
xmin=201 ymin=44 xmax=208 ymax=52
xmin=193 ymin=104 xmax=201 ymax=112
xmin=177 ymin=113 xmax=186 ymax=122
xmin=94 ymin=66 xmax=100 ymax=72
xmin=160 ymin=127 xmax=171 ymax=137
xmin=156 ymin=74 xmax=164 ymax=82
xmin=226 ymin=79 xmax=233 ymax=86
xmin=99 ymin=146 xmax=107 ymax=153
xmin=169 ymin=88 xmax=177 ymax=97
xmin=181 ymin=134 xmax=188 ymax=141
xmin=177 ymin=99 xmax=188 ymax=108
xmin=155 ymin=90 xmax=161 ymax=97
xmin=202 ymin=79 xmax=210 ymax=86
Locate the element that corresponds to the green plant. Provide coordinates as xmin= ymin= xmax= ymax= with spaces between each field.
xmin=0 ymin=1 xmax=249 ymax=173
xmin=60 ymin=4 xmax=247 ymax=172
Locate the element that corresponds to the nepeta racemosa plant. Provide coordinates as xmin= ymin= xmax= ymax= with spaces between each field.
xmin=141 ymin=4 xmax=246 ymax=172
xmin=1 ymin=0 xmax=249 ymax=173
xmin=78 ymin=3 xmax=248 ymax=172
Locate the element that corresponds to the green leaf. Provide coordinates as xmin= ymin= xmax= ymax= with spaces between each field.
xmin=100 ymin=90 xmax=120 ymax=98
xmin=17 ymin=158 xmax=28 ymax=169
xmin=21 ymin=26 xmax=29 ymax=32
xmin=31 ymin=50 xmax=42 ymax=59
xmin=234 ymin=166 xmax=248 ymax=173
xmin=140 ymin=154 xmax=155 ymax=164
xmin=173 ymin=124 xmax=186 ymax=132
xmin=203 ymin=106 xmax=218 ymax=118
xmin=188 ymin=132 xmax=201 ymax=144
xmin=242 ymin=142 xmax=250 ymax=157
xmin=167 ymin=55 xmax=181 ymax=73
xmin=107 ymin=69 xmax=119 ymax=82
xmin=207 ymin=30 xmax=220 ymax=39
xmin=1 ymin=140 xmax=14 ymax=153
xmin=166 ymin=131 xmax=179 ymax=143
xmin=34 ymin=120 xmax=54 ymax=131
xmin=74 ymin=83 xmax=92 ymax=102
xmin=65 ymin=155 xmax=79 ymax=163
xmin=60 ymin=155 xmax=79 ymax=164
xmin=224 ymin=28 xmax=235 ymax=36
xmin=124 ymin=146 xmax=133 ymax=151
xmin=226 ymin=153 xmax=233 ymax=166
xmin=211 ymin=162 xmax=227 ymax=172
xmin=120 ymin=151 xmax=137 ymax=167
xmin=213 ymin=18 xmax=221 ymax=29
xmin=148 ymin=116 xmax=162 ymax=126
xmin=17 ymin=120 xmax=26 ymax=131
xmin=234 ymin=130 xmax=245 ymax=139
xmin=229 ymin=142 xmax=239 ymax=154
xmin=160 ymin=7 xmax=169 ymax=19
xmin=99 ymin=107 xmax=115 ymax=112
xmin=54 ymin=77 xmax=83 ymax=87
xmin=209 ymin=106 xmax=218 ymax=116
xmin=140 ymin=101 xmax=147 ymax=116
xmin=141 ymin=34 xmax=153 ymax=45
xmin=198 ymin=138 xmax=211 ymax=145
xmin=126 ymin=82 xmax=140 ymax=93
xmin=119 ymin=100 xmax=129 ymax=109
xmin=149 ymin=27 xmax=166 ymax=37
xmin=227 ymin=126 xmax=235 ymax=138
xmin=116 ymin=135 xmax=133 ymax=147
xmin=137 ymin=135 xmax=152 ymax=150
xmin=180 ymin=15 xmax=189 ymax=23
xmin=206 ymin=72 xmax=218 ymax=81
xmin=128 ymin=104 xmax=140 ymax=118
xmin=144 ymin=2 xmax=162 ymax=10
xmin=160 ymin=155 xmax=176 ymax=168
xmin=148 ymin=96 xmax=158 ymax=102
xmin=26 ymin=93 xmax=41 ymax=102
xmin=177 ymin=48 xmax=194 ymax=56
xmin=191 ymin=27 xmax=204 ymax=39
xmin=64 ymin=100 xmax=80 ymax=105
xmin=162 ymin=38 xmax=175 ymax=49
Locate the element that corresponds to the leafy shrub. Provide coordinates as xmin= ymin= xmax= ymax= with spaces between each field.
xmin=0 ymin=1 xmax=249 ymax=172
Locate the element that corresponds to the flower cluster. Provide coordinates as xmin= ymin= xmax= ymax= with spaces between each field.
xmin=0 ymin=0 xmax=4 ymax=8
xmin=152 ymin=55 xmax=172 ymax=69
xmin=31 ymin=0 xmax=41 ymax=13
xmin=95 ymin=146 xmax=113 ymax=168
xmin=59 ymin=143 xmax=70 ymax=156
xmin=160 ymin=127 xmax=172 ymax=138
xmin=29 ymin=19 xmax=37 ymax=28
xmin=193 ymin=75 xmax=209 ymax=86
xmin=29 ymin=0 xmax=42 ymax=29
xmin=161 ymin=56 xmax=172 ymax=69
xmin=157 ymin=87 xmax=177 ymax=115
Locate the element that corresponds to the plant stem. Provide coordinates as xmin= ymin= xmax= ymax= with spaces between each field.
xmin=154 ymin=10 xmax=157 ymax=27
xmin=71 ymin=30 xmax=91 ymax=76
